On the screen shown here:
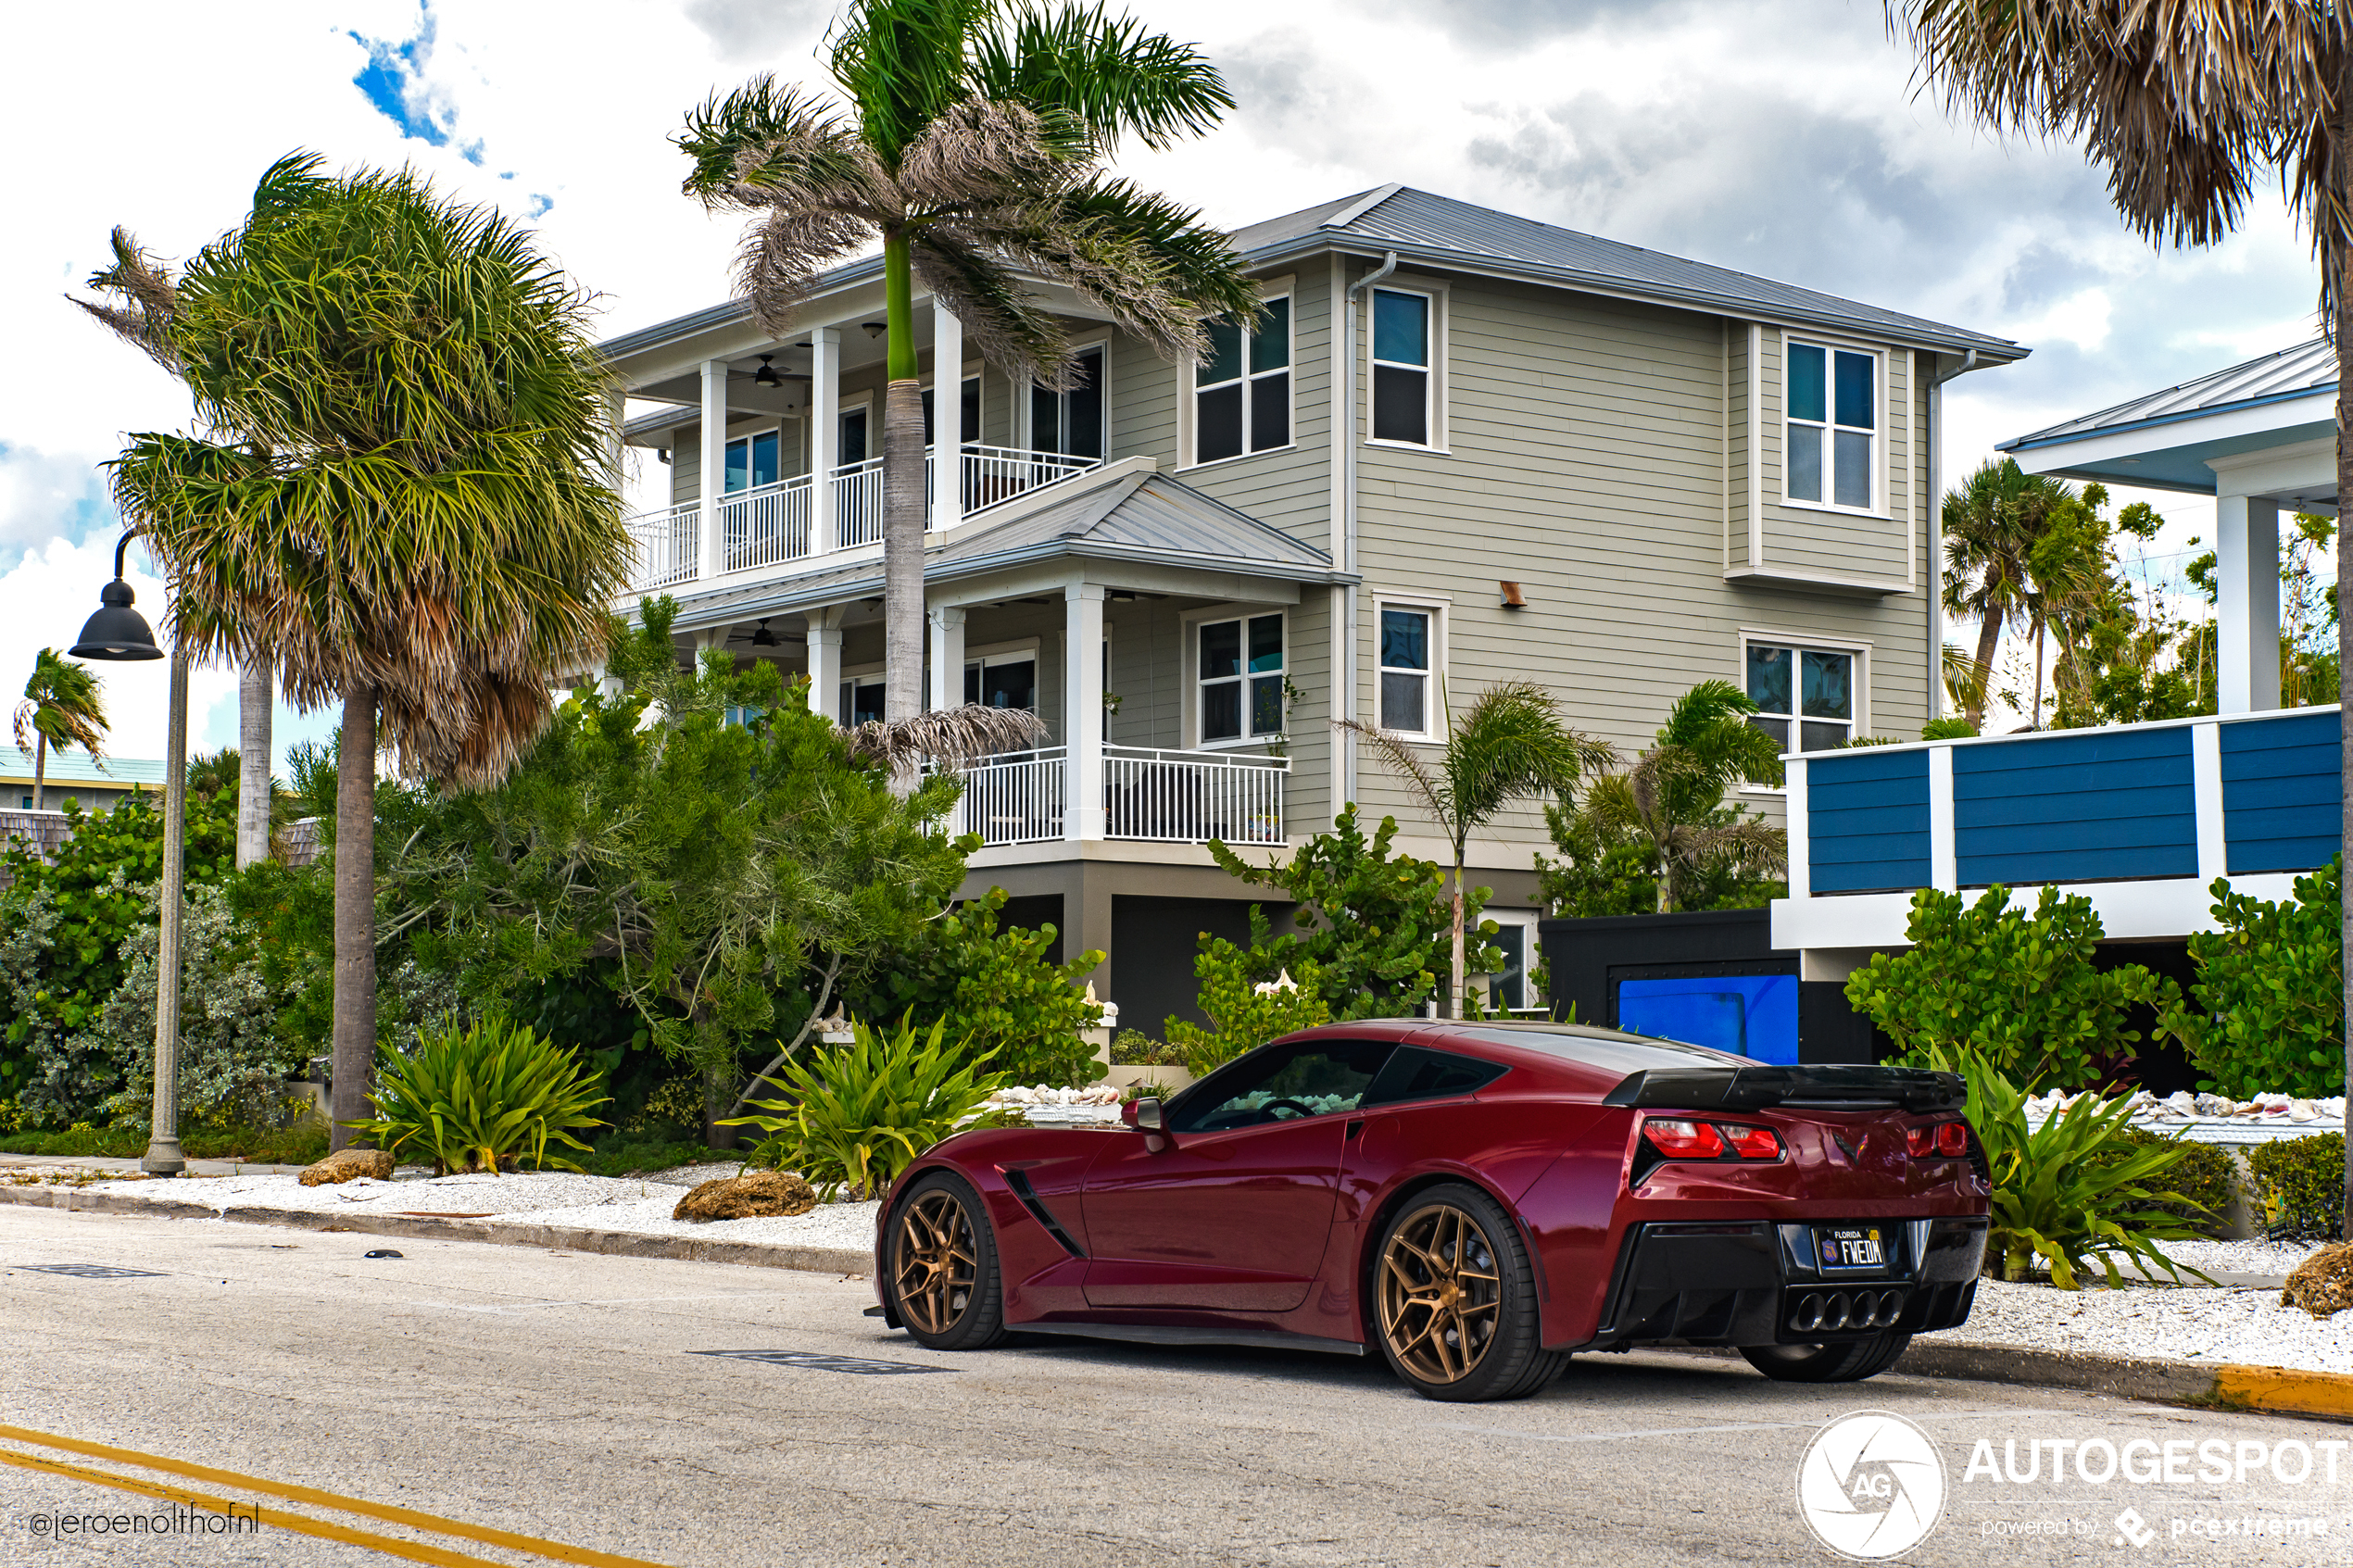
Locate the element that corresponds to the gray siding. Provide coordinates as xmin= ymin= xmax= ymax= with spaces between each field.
xmin=1755 ymin=327 xmax=1915 ymax=586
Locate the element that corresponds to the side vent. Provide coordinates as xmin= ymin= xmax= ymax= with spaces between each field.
xmin=1003 ymin=1169 xmax=1086 ymax=1258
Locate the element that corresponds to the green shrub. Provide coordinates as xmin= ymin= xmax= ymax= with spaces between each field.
xmin=2115 ymin=1126 xmax=2239 ymax=1238
xmin=0 ymin=1123 xmax=328 ymax=1162
xmin=345 ymin=1017 xmax=609 ymax=1175
xmin=1845 ymin=885 xmax=2179 ymax=1090
xmin=1164 ymin=945 xmax=1332 ymax=1078
xmin=1109 ymin=1031 xmax=1186 ymax=1067
xmin=2246 ymin=1133 xmax=2346 ymax=1243
xmin=725 ymin=1014 xmax=1010 ymax=1200
xmin=2159 ymin=859 xmax=2343 ymax=1099
xmin=1938 ymin=1046 xmax=2211 ymax=1286
xmin=573 ymin=1132 xmax=718 ymax=1178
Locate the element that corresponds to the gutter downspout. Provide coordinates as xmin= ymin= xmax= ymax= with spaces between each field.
xmin=1338 ymin=250 xmax=1399 ymax=805
xmin=1925 ymin=346 xmax=1979 ymax=721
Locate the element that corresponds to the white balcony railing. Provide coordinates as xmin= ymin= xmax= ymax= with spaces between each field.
xmin=626 ymin=445 xmax=1099 ymax=593
xmin=942 ymin=744 xmax=1289 ymax=848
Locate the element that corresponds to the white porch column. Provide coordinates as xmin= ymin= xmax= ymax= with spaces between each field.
xmin=1782 ymin=758 xmax=1809 ymax=900
xmin=812 ymin=327 xmax=840 ymax=549
xmin=931 ymin=303 xmax=963 ymax=533
xmin=804 ymin=606 xmax=845 ymax=722
xmin=2215 ymin=491 xmax=2281 ymax=713
xmin=928 ymin=604 xmax=965 ymax=711
xmin=698 ymin=358 xmax=727 ymax=580
xmin=1064 ymin=583 xmax=1107 ymax=841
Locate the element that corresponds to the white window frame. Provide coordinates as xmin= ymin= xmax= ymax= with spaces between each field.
xmin=1181 ymin=279 xmax=1294 ymax=469
xmin=723 ymin=425 xmax=786 ymax=495
xmin=1780 ymin=333 xmax=1884 ymax=517
xmin=1182 ymin=604 xmax=1290 ymax=750
xmin=956 ymin=637 xmax=1044 ymax=714
xmin=838 ymin=663 xmax=887 ymax=728
xmin=1025 ymin=335 xmax=1110 ymax=460
xmin=1736 ymin=629 xmax=1871 ymax=787
xmin=1371 ymin=595 xmax=1447 ymax=743
xmin=1474 ymin=909 xmax=1543 ymax=1016
xmin=1364 ymin=280 xmax=1448 ymax=453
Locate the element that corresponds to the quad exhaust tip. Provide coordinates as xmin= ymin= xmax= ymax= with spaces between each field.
xmin=1790 ymin=1288 xmax=1905 ymax=1334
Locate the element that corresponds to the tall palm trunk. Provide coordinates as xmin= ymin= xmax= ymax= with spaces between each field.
xmin=1967 ymin=611 xmax=2003 ymax=729
xmin=31 ymin=733 xmax=45 ymax=813
xmin=2030 ymin=613 xmax=2047 ymax=727
xmin=2337 ymin=53 xmax=2353 ymax=1236
xmin=1449 ymin=850 xmax=1467 ymax=1020
xmin=236 ymin=656 xmax=272 ymax=868
xmin=880 ymin=232 xmax=925 ymax=766
xmin=331 ymin=685 xmax=377 ymax=1151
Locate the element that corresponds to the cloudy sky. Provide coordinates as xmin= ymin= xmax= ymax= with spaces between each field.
xmin=1 ymin=0 xmax=2326 ymax=772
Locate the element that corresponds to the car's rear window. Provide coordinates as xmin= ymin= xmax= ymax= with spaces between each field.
xmin=1453 ymin=1027 xmax=1738 ymax=1077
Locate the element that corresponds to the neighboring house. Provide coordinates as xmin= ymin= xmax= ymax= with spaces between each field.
xmin=2 ymin=745 xmax=158 ymax=814
xmin=598 ymin=183 xmax=2023 ymax=1034
xmin=1771 ymin=342 xmax=2342 ymax=1036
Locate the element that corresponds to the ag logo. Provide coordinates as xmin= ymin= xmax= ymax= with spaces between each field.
xmin=1795 ymin=1410 xmax=1946 ymax=1559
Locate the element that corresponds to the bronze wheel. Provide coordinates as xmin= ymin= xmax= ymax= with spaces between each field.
xmin=1378 ymin=1200 xmax=1504 ymax=1385
xmin=886 ymin=1173 xmax=1006 ymax=1350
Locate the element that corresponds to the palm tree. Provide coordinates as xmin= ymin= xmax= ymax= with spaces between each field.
xmin=1942 ymin=458 xmax=2069 ymax=728
xmin=13 ymin=648 xmax=108 ymax=812
xmin=1580 ymin=681 xmax=1786 ymax=914
xmin=1340 ymin=681 xmax=1614 ymax=1018
xmin=1889 ymin=0 xmax=2352 ymax=1221
xmin=677 ymin=0 xmax=1259 ymax=733
xmin=89 ymin=155 xmax=630 ymax=1148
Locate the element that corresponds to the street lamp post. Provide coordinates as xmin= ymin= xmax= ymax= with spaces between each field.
xmin=69 ymin=532 xmax=179 ymax=1176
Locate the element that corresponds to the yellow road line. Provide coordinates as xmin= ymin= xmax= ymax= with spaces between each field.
xmin=0 ymin=1423 xmax=679 ymax=1568
xmin=0 ymin=1448 xmax=505 ymax=1568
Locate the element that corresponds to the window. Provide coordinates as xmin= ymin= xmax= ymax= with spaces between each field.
xmin=1198 ymin=613 xmax=1284 ymax=744
xmin=1371 ymin=288 xmax=1432 ymax=445
xmin=1378 ymin=606 xmax=1434 ymax=734
xmin=838 ymin=675 xmax=886 ymax=727
xmin=920 ymin=375 xmax=981 ymax=447
xmin=838 ymin=405 xmax=869 ymax=465
xmin=1030 ymin=345 xmax=1103 ymax=460
xmin=1169 ymin=1040 xmax=1395 ymax=1133
xmin=961 ymin=653 xmax=1037 ymax=712
xmin=1193 ymin=295 xmax=1290 ymax=463
xmin=1785 ymin=342 xmax=1876 ymax=510
xmin=1363 ymin=1046 xmax=1509 ymax=1106
xmin=1481 ymin=924 xmax=1530 ymax=1013
xmin=1745 ymin=642 xmax=1856 ymax=752
xmin=724 ymin=430 xmax=780 ymax=494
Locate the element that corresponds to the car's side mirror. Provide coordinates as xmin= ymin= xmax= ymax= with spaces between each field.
xmin=1128 ymin=1098 xmax=1163 ymax=1131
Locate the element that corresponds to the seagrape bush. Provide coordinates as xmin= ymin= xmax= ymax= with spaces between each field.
xmin=2159 ymin=859 xmax=2343 ymax=1100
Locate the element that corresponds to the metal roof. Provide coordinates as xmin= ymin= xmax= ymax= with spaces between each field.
xmin=0 ymin=746 xmax=162 ymax=787
xmin=598 ymin=184 xmax=2022 ymax=368
xmin=651 ymin=466 xmax=1345 ymax=626
xmin=1999 ymin=338 xmax=2335 ymax=452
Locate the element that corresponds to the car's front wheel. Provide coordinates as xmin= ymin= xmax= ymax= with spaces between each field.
xmin=1372 ymin=1185 xmax=1565 ymax=1402
xmin=1741 ymin=1331 xmax=1911 ymax=1383
xmin=886 ymin=1172 xmax=1006 ymax=1351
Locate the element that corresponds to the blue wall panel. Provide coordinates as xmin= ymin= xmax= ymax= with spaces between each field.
xmin=2222 ymin=709 xmax=2342 ymax=875
xmin=1617 ymin=974 xmax=1799 ymax=1064
xmin=1806 ymin=747 xmax=1930 ymax=894
xmin=1954 ymin=726 xmax=2195 ymax=885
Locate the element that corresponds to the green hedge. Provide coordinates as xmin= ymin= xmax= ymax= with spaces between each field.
xmin=0 ymin=1123 xmax=328 ymax=1163
xmin=2115 ymin=1127 xmax=2239 ymax=1237
xmin=2246 ymin=1133 xmax=2346 ymax=1243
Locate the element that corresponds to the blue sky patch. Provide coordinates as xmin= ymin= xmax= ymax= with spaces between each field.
xmin=349 ymin=4 xmax=456 ymax=149
xmin=525 ymin=194 xmax=554 ymax=220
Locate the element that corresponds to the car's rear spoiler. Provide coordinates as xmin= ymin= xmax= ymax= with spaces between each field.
xmin=1601 ymin=1063 xmax=1966 ymax=1114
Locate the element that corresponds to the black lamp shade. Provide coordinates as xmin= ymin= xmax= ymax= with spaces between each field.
xmin=70 ymin=578 xmax=164 ymax=661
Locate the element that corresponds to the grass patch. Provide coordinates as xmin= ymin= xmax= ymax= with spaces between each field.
xmin=0 ymin=1124 xmax=331 ymax=1163
xmin=574 ymin=1132 xmax=727 ymax=1178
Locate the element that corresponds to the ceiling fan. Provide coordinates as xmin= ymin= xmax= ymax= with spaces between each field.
xmin=727 ymin=618 xmax=804 ymax=649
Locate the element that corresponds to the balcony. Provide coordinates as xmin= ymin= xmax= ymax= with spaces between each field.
xmin=944 ymin=745 xmax=1290 ymax=847
xmin=624 ymin=445 xmax=1098 ymax=594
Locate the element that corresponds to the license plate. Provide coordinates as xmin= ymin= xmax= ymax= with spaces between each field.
xmin=1818 ymin=1226 xmax=1887 ymax=1272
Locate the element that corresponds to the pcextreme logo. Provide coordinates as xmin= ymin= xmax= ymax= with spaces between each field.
xmin=1796 ymin=1411 xmax=1948 ymax=1559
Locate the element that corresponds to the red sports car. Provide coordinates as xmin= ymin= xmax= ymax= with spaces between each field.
xmin=871 ymin=1021 xmax=1991 ymax=1402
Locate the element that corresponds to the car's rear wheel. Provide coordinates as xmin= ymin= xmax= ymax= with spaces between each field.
xmin=1741 ymin=1331 xmax=1911 ymax=1383
xmin=887 ymin=1172 xmax=1006 ymax=1351
xmin=1373 ymin=1185 xmax=1564 ymax=1402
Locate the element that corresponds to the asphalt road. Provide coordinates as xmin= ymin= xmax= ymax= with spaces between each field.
xmin=3 ymin=1205 xmax=2350 ymax=1568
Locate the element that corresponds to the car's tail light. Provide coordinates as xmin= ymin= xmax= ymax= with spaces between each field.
xmin=1906 ymin=1120 xmax=1972 ymax=1159
xmin=1642 ymin=1118 xmax=1726 ymax=1160
xmin=1719 ymin=1123 xmax=1781 ymax=1160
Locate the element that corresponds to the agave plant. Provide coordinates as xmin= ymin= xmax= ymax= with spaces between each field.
xmin=1936 ymin=1045 xmax=2212 ymax=1289
xmin=724 ymin=1013 xmax=1010 ymax=1200
xmin=344 ymin=1016 xmax=610 ymax=1175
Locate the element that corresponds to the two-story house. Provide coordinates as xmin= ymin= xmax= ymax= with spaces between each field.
xmin=596 ymin=184 xmax=2023 ymax=1035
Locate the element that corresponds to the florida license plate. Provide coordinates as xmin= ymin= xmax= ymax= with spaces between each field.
xmin=1818 ymin=1225 xmax=1887 ymax=1273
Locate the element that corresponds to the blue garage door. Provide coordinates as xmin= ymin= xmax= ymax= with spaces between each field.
xmin=1616 ymin=974 xmax=1798 ymax=1064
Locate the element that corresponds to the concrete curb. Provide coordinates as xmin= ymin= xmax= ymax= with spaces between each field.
xmin=0 ymin=1183 xmax=873 ymax=1277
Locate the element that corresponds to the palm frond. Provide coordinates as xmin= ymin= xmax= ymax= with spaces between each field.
xmin=846 ymin=703 xmax=1050 ymax=770
xmin=1443 ymin=680 xmax=1615 ymax=829
xmin=827 ymin=0 xmax=1001 ymax=167
xmin=897 ymin=96 xmax=1078 ymax=207
xmin=911 ymin=225 xmax=1075 ymax=388
xmin=970 ymin=2 xmax=1234 ymax=152
xmin=1332 ymin=715 xmax=1447 ymax=827
xmin=71 ymin=228 xmax=182 ymax=371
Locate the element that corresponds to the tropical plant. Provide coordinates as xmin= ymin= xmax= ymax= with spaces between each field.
xmin=1845 ymin=884 xmax=2180 ymax=1091
xmin=1207 ymin=805 xmax=1482 ymax=1020
xmin=84 ymin=156 xmax=632 ymax=1149
xmin=344 ymin=1015 xmax=610 ymax=1175
xmin=1939 ymin=1045 xmax=2211 ymax=1288
xmin=2159 ymin=859 xmax=2344 ymax=1101
xmin=2115 ymin=1126 xmax=2241 ymax=1240
xmin=2247 ymin=1133 xmax=2347 ymax=1244
xmin=1164 ymin=946 xmax=1331 ymax=1078
xmin=1940 ymin=458 xmax=2069 ymax=728
xmin=677 ymin=0 xmax=1258 ymax=733
xmin=12 ymin=648 xmax=108 ymax=813
xmin=726 ymin=1013 xmax=1010 ymax=1200
xmin=1890 ymin=0 xmax=2353 ymax=1225
xmin=1340 ymin=680 xmax=1612 ymax=1016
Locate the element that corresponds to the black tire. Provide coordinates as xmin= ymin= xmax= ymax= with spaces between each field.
xmin=1740 ymin=1331 xmax=1911 ymax=1384
xmin=884 ymin=1172 xmax=1007 ymax=1351
xmin=1371 ymin=1183 xmax=1560 ymax=1403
